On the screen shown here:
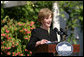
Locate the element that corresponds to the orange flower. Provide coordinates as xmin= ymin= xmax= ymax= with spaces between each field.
xmin=16 ymin=43 xmax=19 ymax=46
xmin=24 ymin=29 xmax=28 ymax=32
xmin=12 ymin=42 xmax=14 ymax=45
xmin=5 ymin=47 xmax=7 ymax=49
xmin=29 ymin=36 xmax=31 ymax=38
xmin=12 ymin=52 xmax=15 ymax=55
xmin=26 ymin=31 xmax=31 ymax=34
xmin=17 ymin=52 xmax=20 ymax=55
xmin=30 ymin=21 xmax=35 ymax=26
xmin=14 ymin=28 xmax=17 ymax=31
xmin=19 ymin=30 xmax=23 ymax=32
xmin=24 ymin=38 xmax=28 ymax=40
xmin=2 ymin=20 xmax=5 ymax=23
xmin=20 ymin=54 xmax=23 ymax=56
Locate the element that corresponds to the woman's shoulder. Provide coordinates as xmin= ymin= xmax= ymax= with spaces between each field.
xmin=31 ymin=27 xmax=41 ymax=33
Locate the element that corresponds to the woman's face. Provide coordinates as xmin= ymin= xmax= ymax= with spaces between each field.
xmin=41 ymin=15 xmax=52 ymax=28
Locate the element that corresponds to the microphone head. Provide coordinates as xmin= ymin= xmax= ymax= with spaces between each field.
xmin=60 ymin=28 xmax=68 ymax=36
xmin=60 ymin=28 xmax=64 ymax=32
xmin=54 ymin=28 xmax=62 ymax=35
xmin=58 ymin=31 xmax=62 ymax=35
xmin=54 ymin=27 xmax=58 ymax=32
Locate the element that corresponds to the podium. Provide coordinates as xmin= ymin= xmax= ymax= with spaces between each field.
xmin=33 ymin=44 xmax=80 ymax=55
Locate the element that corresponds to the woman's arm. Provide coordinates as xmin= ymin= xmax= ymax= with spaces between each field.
xmin=26 ymin=29 xmax=38 ymax=51
xmin=35 ymin=39 xmax=48 ymax=47
xmin=26 ymin=29 xmax=48 ymax=50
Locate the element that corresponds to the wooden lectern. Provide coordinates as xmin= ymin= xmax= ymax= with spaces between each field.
xmin=33 ymin=44 xmax=80 ymax=54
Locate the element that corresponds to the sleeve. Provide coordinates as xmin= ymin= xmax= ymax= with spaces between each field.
xmin=26 ymin=29 xmax=39 ymax=51
xmin=53 ymin=28 xmax=58 ymax=41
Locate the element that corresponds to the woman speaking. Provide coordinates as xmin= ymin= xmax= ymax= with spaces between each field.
xmin=26 ymin=8 xmax=58 ymax=56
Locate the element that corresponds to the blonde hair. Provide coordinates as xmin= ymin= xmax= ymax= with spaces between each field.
xmin=38 ymin=8 xmax=53 ymax=24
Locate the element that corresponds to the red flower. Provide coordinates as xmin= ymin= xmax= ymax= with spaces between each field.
xmin=10 ymin=41 xmax=13 ymax=42
xmin=15 ymin=53 xmax=18 ymax=56
xmin=20 ymin=54 xmax=23 ymax=56
xmin=19 ymin=30 xmax=23 ymax=32
xmin=27 ymin=54 xmax=29 ymax=56
xmin=12 ymin=45 xmax=15 ymax=48
xmin=12 ymin=42 xmax=15 ymax=44
xmin=30 ymin=27 xmax=34 ymax=30
xmin=30 ymin=21 xmax=35 ymax=26
xmin=18 ymin=23 xmax=22 ymax=26
xmin=26 ymin=31 xmax=31 ymax=34
xmin=9 ymin=37 xmax=11 ymax=39
xmin=19 ymin=24 xmax=22 ymax=26
xmin=16 ymin=43 xmax=19 ymax=46
xmin=24 ymin=29 xmax=28 ymax=32
xmin=5 ymin=47 xmax=7 ymax=49
xmin=24 ymin=38 xmax=28 ymax=40
xmin=6 ymin=29 xmax=9 ymax=33
xmin=5 ymin=35 xmax=9 ymax=38
xmin=12 ymin=55 xmax=14 ymax=56
xmin=14 ymin=28 xmax=17 ymax=31
xmin=12 ymin=52 xmax=15 ymax=55
xmin=1 ymin=34 xmax=5 ymax=36
xmin=30 ymin=51 xmax=32 ymax=55
xmin=7 ymin=52 xmax=11 ymax=55
xmin=1 ymin=52 xmax=3 ymax=55
xmin=17 ymin=52 xmax=20 ymax=55
xmin=7 ymin=47 xmax=11 ymax=49
xmin=1 ymin=41 xmax=5 ymax=45
xmin=23 ymin=28 xmax=24 ymax=30
xmin=1 ymin=42 xmax=3 ymax=45
xmin=25 ymin=49 xmax=28 ymax=51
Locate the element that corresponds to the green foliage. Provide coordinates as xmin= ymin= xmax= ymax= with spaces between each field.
xmin=1 ymin=7 xmax=4 ymax=19
xmin=58 ymin=1 xmax=83 ymax=30
xmin=1 ymin=16 xmax=35 ymax=56
xmin=1 ymin=1 xmax=54 ymax=56
xmin=58 ymin=1 xmax=83 ymax=44
xmin=3 ymin=1 xmax=54 ymax=27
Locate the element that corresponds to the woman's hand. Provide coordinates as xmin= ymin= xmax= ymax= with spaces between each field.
xmin=40 ymin=39 xmax=48 ymax=44
xmin=35 ymin=39 xmax=48 ymax=47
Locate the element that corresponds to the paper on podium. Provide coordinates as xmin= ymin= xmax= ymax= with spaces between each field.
xmin=46 ymin=41 xmax=58 ymax=44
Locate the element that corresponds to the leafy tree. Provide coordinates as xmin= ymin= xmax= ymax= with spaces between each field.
xmin=58 ymin=1 xmax=83 ymax=44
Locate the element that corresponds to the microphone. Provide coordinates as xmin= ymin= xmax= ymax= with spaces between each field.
xmin=54 ymin=27 xmax=68 ymax=41
xmin=54 ymin=27 xmax=63 ymax=35
xmin=54 ymin=27 xmax=59 ymax=32
xmin=54 ymin=28 xmax=60 ymax=34
xmin=54 ymin=27 xmax=63 ymax=41
xmin=60 ymin=28 xmax=68 ymax=36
